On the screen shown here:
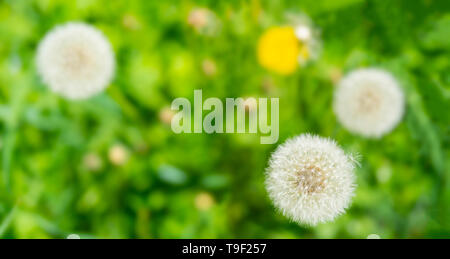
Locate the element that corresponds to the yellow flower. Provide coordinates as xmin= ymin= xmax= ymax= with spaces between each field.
xmin=257 ymin=26 xmax=309 ymax=75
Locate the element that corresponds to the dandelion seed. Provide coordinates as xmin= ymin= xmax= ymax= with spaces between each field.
xmin=265 ymin=134 xmax=357 ymax=226
xmin=333 ymin=68 xmax=405 ymax=138
xmin=36 ymin=22 xmax=115 ymax=100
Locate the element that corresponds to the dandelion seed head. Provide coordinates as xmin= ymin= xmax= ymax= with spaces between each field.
xmin=194 ymin=192 xmax=215 ymax=211
xmin=201 ymin=58 xmax=217 ymax=77
xmin=333 ymin=68 xmax=405 ymax=138
xmin=286 ymin=12 xmax=321 ymax=65
xmin=108 ymin=144 xmax=129 ymax=166
xmin=122 ymin=14 xmax=141 ymax=30
xmin=265 ymin=134 xmax=357 ymax=226
xmin=36 ymin=22 xmax=115 ymax=100
xmin=367 ymin=234 xmax=381 ymax=239
xmin=82 ymin=153 xmax=103 ymax=172
xmin=187 ymin=8 xmax=220 ymax=36
xmin=295 ymin=25 xmax=312 ymax=42
xmin=159 ymin=106 xmax=176 ymax=125
xmin=188 ymin=8 xmax=209 ymax=29
xmin=67 ymin=234 xmax=81 ymax=239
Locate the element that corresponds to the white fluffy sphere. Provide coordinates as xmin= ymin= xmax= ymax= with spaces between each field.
xmin=265 ymin=134 xmax=357 ymax=226
xmin=333 ymin=68 xmax=405 ymax=138
xmin=67 ymin=234 xmax=81 ymax=239
xmin=36 ymin=22 xmax=115 ymax=100
xmin=367 ymin=234 xmax=381 ymax=239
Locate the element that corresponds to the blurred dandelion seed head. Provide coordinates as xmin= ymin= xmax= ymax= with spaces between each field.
xmin=195 ymin=192 xmax=215 ymax=211
xmin=159 ymin=106 xmax=176 ymax=125
xmin=295 ymin=25 xmax=312 ymax=41
xmin=67 ymin=234 xmax=81 ymax=239
xmin=287 ymin=12 xmax=321 ymax=65
xmin=188 ymin=8 xmax=209 ymax=29
xmin=367 ymin=234 xmax=381 ymax=239
xmin=333 ymin=68 xmax=405 ymax=138
xmin=122 ymin=14 xmax=141 ymax=30
xmin=329 ymin=67 xmax=343 ymax=84
xmin=108 ymin=144 xmax=129 ymax=166
xmin=36 ymin=22 xmax=115 ymax=100
xmin=202 ymin=58 xmax=217 ymax=77
xmin=265 ymin=134 xmax=357 ymax=226
xmin=187 ymin=8 xmax=220 ymax=36
xmin=82 ymin=153 xmax=103 ymax=172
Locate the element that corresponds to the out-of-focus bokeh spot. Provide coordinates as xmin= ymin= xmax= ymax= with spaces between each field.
xmin=0 ymin=0 xmax=448 ymax=239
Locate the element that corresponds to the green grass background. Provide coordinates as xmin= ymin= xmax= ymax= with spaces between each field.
xmin=0 ymin=0 xmax=449 ymax=238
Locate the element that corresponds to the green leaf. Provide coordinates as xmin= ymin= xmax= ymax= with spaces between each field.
xmin=422 ymin=15 xmax=450 ymax=50
xmin=0 ymin=206 xmax=17 ymax=237
xmin=387 ymin=61 xmax=446 ymax=175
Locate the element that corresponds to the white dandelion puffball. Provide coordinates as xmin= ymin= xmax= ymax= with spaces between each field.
xmin=36 ymin=22 xmax=115 ymax=100
xmin=67 ymin=234 xmax=81 ymax=239
xmin=265 ymin=134 xmax=357 ymax=226
xmin=295 ymin=25 xmax=312 ymax=42
xmin=285 ymin=12 xmax=321 ymax=64
xmin=367 ymin=234 xmax=381 ymax=239
xmin=333 ymin=68 xmax=404 ymax=138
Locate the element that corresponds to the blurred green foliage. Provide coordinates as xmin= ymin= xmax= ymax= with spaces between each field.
xmin=0 ymin=0 xmax=449 ymax=238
